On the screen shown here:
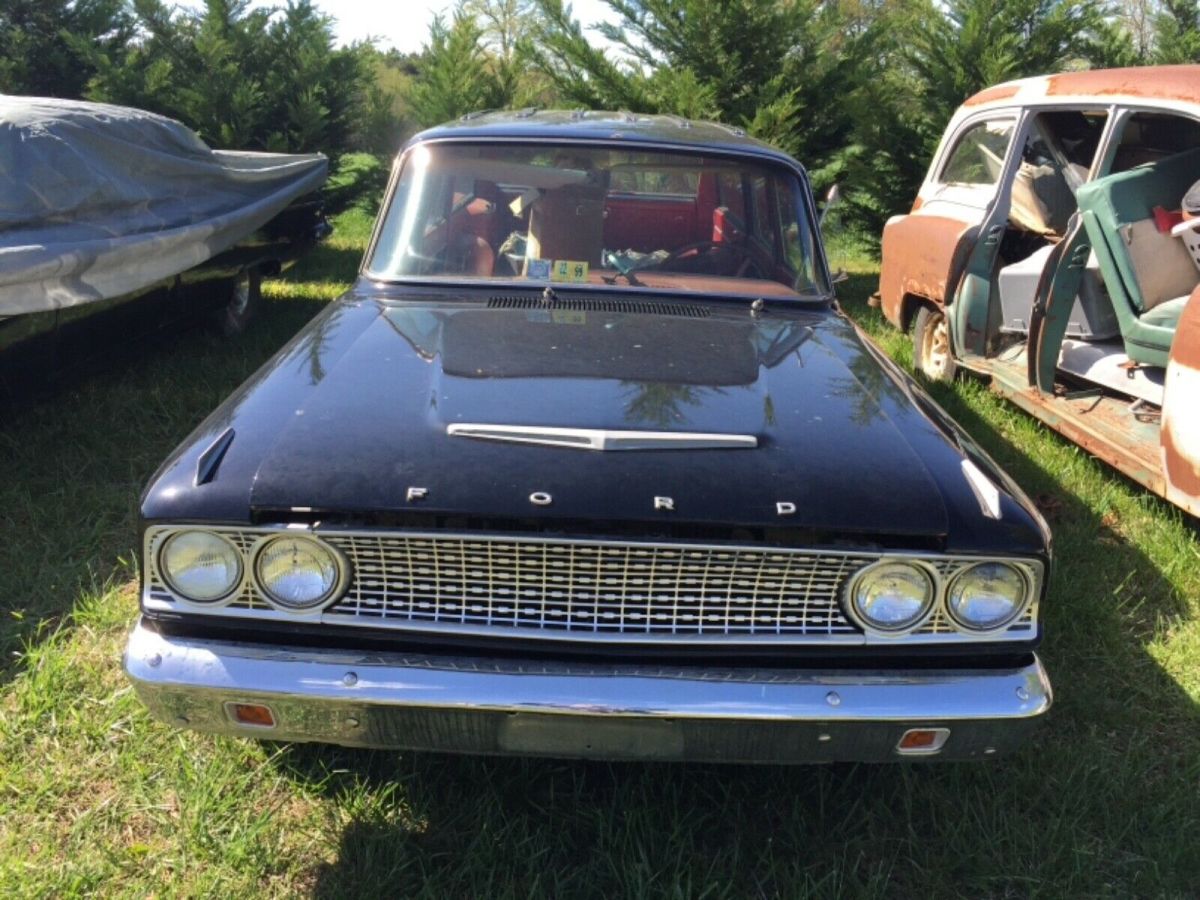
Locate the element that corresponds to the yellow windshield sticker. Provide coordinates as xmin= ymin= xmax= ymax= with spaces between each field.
xmin=551 ymin=260 xmax=589 ymax=283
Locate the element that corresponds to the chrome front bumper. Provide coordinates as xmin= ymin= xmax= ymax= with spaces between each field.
xmin=124 ymin=618 xmax=1052 ymax=763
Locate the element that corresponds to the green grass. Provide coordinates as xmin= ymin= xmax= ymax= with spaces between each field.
xmin=1 ymin=215 xmax=1197 ymax=897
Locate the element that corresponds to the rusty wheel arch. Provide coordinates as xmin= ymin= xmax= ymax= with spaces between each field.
xmin=900 ymin=293 xmax=942 ymax=333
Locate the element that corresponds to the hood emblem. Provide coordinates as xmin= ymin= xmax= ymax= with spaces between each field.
xmin=447 ymin=424 xmax=757 ymax=451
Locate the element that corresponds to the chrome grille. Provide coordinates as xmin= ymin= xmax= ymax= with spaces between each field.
xmin=323 ymin=535 xmax=866 ymax=636
xmin=142 ymin=527 xmax=1040 ymax=645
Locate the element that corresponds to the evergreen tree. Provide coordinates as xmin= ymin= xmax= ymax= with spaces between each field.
xmin=408 ymin=12 xmax=508 ymax=127
xmin=1154 ymin=0 xmax=1200 ymax=61
xmin=839 ymin=0 xmax=1109 ymax=247
xmin=82 ymin=0 xmax=367 ymax=154
xmin=356 ymin=47 xmax=421 ymax=153
xmin=461 ymin=0 xmax=556 ymax=107
xmin=525 ymin=0 xmax=864 ymax=177
xmin=0 ymin=0 xmax=133 ymax=97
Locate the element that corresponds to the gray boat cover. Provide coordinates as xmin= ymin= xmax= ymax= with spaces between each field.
xmin=0 ymin=96 xmax=327 ymax=315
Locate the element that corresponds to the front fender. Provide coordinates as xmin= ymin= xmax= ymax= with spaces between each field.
xmin=879 ymin=212 xmax=977 ymax=330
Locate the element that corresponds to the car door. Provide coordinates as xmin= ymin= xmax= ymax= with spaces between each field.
xmin=944 ymin=112 xmax=1036 ymax=359
xmin=1162 ymin=287 xmax=1200 ymax=517
xmin=1028 ymin=214 xmax=1090 ymax=392
xmin=1026 ymin=104 xmax=1195 ymax=389
xmin=878 ymin=113 xmax=1021 ymax=334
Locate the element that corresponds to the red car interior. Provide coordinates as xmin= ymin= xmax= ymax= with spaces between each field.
xmin=426 ymin=169 xmax=793 ymax=283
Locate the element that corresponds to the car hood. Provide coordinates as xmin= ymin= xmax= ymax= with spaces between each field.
xmin=217 ymin=292 xmax=961 ymax=537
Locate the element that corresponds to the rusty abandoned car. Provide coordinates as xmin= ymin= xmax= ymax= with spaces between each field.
xmin=125 ymin=112 xmax=1051 ymax=763
xmin=879 ymin=65 xmax=1200 ymax=517
xmin=0 ymin=97 xmax=329 ymax=397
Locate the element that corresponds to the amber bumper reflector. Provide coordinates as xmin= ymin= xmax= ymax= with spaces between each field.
xmin=896 ymin=727 xmax=950 ymax=754
xmin=226 ymin=702 xmax=276 ymax=728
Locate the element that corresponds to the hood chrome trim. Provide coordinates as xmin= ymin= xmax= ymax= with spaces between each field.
xmin=446 ymin=423 xmax=758 ymax=451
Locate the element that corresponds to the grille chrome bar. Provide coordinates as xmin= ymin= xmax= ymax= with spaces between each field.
xmin=142 ymin=527 xmax=1040 ymax=646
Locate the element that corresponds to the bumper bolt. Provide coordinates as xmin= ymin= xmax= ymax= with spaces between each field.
xmin=147 ymin=653 xmax=162 ymax=668
xmin=342 ymin=672 xmax=358 ymax=687
xmin=825 ymin=691 xmax=841 ymax=707
xmin=817 ymin=733 xmax=832 ymax=742
xmin=345 ymin=717 xmax=360 ymax=728
xmin=1016 ymin=687 xmax=1030 ymax=701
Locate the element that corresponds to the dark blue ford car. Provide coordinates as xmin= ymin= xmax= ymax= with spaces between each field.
xmin=125 ymin=111 xmax=1051 ymax=763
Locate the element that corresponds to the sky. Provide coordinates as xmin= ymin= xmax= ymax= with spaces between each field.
xmin=191 ymin=1 xmax=620 ymax=54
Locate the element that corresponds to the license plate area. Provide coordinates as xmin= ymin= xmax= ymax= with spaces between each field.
xmin=498 ymin=713 xmax=685 ymax=759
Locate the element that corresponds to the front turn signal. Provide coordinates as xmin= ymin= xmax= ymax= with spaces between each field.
xmin=896 ymin=728 xmax=950 ymax=755
xmin=226 ymin=702 xmax=276 ymax=728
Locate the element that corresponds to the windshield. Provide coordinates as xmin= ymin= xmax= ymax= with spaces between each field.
xmin=365 ymin=142 xmax=827 ymax=298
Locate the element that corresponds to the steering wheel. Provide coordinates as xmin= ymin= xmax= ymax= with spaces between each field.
xmin=658 ymin=240 xmax=748 ymax=276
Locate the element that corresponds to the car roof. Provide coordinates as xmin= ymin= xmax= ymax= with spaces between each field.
xmin=407 ymin=109 xmax=802 ymax=168
xmin=961 ymin=64 xmax=1200 ymax=113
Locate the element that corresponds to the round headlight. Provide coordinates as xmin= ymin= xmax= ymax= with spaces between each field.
xmin=947 ymin=561 xmax=1026 ymax=631
xmin=160 ymin=530 xmax=243 ymax=603
xmin=847 ymin=561 xmax=936 ymax=633
xmin=254 ymin=535 xmax=343 ymax=612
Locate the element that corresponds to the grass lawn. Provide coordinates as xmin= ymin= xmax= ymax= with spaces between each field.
xmin=1 ymin=208 xmax=1198 ymax=897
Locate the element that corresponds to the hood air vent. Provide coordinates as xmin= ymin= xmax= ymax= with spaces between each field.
xmin=488 ymin=295 xmax=711 ymax=318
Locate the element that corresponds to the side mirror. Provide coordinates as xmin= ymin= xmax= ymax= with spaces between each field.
xmin=819 ymin=184 xmax=842 ymax=227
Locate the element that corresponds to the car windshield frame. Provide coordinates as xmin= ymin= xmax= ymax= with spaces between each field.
xmin=362 ymin=137 xmax=834 ymax=302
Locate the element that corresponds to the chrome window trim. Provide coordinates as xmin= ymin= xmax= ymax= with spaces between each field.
xmin=931 ymin=112 xmax=1019 ymax=191
xmin=142 ymin=525 xmax=1043 ymax=646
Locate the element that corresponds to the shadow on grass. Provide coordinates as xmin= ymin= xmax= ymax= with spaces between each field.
xmin=275 ymin=382 xmax=1198 ymax=895
xmin=0 ymin=282 xmax=338 ymax=681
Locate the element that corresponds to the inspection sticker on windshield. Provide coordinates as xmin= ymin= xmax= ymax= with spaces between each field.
xmin=551 ymin=260 xmax=589 ymax=283
xmin=526 ymin=258 xmax=551 ymax=280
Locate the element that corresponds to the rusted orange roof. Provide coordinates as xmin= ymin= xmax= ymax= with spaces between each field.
xmin=964 ymin=65 xmax=1200 ymax=107
xmin=963 ymin=85 xmax=1021 ymax=107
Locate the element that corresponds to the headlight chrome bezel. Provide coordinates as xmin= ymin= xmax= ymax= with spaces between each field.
xmin=945 ymin=560 xmax=1031 ymax=633
xmin=252 ymin=533 xmax=349 ymax=614
xmin=843 ymin=559 xmax=940 ymax=637
xmin=844 ymin=555 xmax=1038 ymax=639
xmin=158 ymin=529 xmax=244 ymax=605
xmin=153 ymin=528 xmax=349 ymax=614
